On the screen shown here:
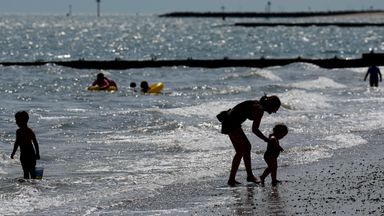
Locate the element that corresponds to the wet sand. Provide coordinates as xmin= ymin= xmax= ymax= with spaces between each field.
xmin=121 ymin=132 xmax=384 ymax=215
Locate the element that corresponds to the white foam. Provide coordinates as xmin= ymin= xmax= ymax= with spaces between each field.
xmin=159 ymin=100 xmax=241 ymax=118
xmin=290 ymin=76 xmax=346 ymax=90
xmin=288 ymin=145 xmax=333 ymax=164
xmin=64 ymin=108 xmax=88 ymax=113
xmin=0 ymin=184 xmax=64 ymax=215
xmin=280 ymin=90 xmax=331 ymax=111
xmin=323 ymin=133 xmax=367 ymax=150
xmin=251 ymin=69 xmax=283 ymax=81
xmin=38 ymin=116 xmax=73 ymax=120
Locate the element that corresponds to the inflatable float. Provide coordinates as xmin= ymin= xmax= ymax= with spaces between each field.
xmin=87 ymin=85 xmax=117 ymax=92
xmin=148 ymin=82 xmax=164 ymax=93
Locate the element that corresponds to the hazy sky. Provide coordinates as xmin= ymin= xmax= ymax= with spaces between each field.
xmin=0 ymin=0 xmax=383 ymax=14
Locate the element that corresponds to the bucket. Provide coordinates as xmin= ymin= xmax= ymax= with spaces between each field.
xmin=35 ymin=166 xmax=44 ymax=179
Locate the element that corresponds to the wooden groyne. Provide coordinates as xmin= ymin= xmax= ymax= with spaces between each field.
xmin=1 ymin=53 xmax=383 ymax=70
xmin=159 ymin=10 xmax=384 ymax=18
xmin=234 ymin=22 xmax=384 ymax=27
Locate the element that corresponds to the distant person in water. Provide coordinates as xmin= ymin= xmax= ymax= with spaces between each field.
xmin=259 ymin=123 xmax=288 ymax=187
xmin=140 ymin=81 xmax=150 ymax=93
xmin=10 ymin=111 xmax=40 ymax=179
xmin=364 ymin=65 xmax=382 ymax=87
xmin=217 ymin=94 xmax=281 ymax=186
xmin=130 ymin=82 xmax=137 ymax=92
xmin=92 ymin=72 xmax=118 ymax=90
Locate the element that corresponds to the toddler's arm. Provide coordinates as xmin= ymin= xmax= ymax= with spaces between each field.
xmin=32 ymin=131 xmax=40 ymax=160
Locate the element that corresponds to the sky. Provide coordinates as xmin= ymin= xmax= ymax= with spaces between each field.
xmin=0 ymin=0 xmax=383 ymax=15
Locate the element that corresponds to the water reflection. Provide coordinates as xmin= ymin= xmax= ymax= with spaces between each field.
xmin=266 ymin=187 xmax=286 ymax=216
xmin=231 ymin=185 xmax=286 ymax=216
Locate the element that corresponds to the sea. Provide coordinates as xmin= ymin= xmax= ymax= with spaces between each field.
xmin=0 ymin=14 xmax=384 ymax=215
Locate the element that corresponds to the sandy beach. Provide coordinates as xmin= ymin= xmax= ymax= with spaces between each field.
xmin=120 ymin=131 xmax=384 ymax=216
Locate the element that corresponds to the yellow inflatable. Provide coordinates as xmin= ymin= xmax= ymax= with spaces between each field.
xmin=87 ymin=85 xmax=117 ymax=92
xmin=148 ymin=82 xmax=164 ymax=93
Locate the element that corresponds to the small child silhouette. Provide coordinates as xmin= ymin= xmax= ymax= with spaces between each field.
xmin=10 ymin=111 xmax=40 ymax=179
xmin=260 ymin=123 xmax=288 ymax=186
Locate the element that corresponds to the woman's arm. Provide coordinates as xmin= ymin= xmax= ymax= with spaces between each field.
xmin=251 ymin=109 xmax=269 ymax=142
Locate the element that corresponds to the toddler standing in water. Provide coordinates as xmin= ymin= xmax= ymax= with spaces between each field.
xmin=260 ymin=123 xmax=288 ymax=186
xmin=10 ymin=111 xmax=40 ymax=179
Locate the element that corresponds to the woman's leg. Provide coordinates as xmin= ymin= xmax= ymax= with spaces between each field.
xmin=228 ymin=128 xmax=255 ymax=183
xmin=228 ymin=129 xmax=245 ymax=183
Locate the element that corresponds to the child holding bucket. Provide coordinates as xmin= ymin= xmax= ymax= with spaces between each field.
xmin=10 ymin=111 xmax=41 ymax=179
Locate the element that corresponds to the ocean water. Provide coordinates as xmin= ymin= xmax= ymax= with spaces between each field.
xmin=0 ymin=14 xmax=384 ymax=215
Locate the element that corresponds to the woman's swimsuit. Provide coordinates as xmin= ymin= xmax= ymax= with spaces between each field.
xmin=219 ymin=100 xmax=258 ymax=134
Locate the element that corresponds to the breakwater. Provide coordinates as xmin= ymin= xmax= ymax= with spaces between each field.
xmin=234 ymin=22 xmax=384 ymax=27
xmin=1 ymin=53 xmax=383 ymax=70
xmin=159 ymin=10 xmax=384 ymax=18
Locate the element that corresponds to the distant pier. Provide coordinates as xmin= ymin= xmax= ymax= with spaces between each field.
xmin=1 ymin=52 xmax=383 ymax=70
xmin=159 ymin=10 xmax=384 ymax=18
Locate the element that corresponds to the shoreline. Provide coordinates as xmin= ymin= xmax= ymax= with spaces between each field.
xmin=121 ymin=132 xmax=384 ymax=215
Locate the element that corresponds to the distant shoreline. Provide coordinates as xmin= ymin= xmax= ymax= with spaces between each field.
xmin=159 ymin=10 xmax=384 ymax=18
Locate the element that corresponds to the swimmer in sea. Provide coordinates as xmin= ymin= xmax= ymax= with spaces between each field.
xmin=92 ymin=72 xmax=118 ymax=90
xmin=140 ymin=81 xmax=150 ymax=93
xmin=130 ymin=82 xmax=137 ymax=92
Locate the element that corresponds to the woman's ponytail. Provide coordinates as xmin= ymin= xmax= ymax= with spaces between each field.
xmin=259 ymin=92 xmax=268 ymax=105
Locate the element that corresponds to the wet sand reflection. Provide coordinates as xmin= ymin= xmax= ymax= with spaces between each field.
xmin=231 ymin=185 xmax=287 ymax=215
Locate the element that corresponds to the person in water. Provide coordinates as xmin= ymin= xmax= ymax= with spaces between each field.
xmin=92 ymin=72 xmax=118 ymax=90
xmin=364 ymin=65 xmax=382 ymax=87
xmin=259 ymin=123 xmax=288 ymax=187
xmin=217 ymin=95 xmax=281 ymax=186
xmin=130 ymin=82 xmax=137 ymax=92
xmin=10 ymin=111 xmax=40 ymax=179
xmin=140 ymin=81 xmax=150 ymax=93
